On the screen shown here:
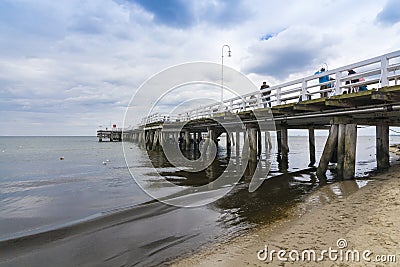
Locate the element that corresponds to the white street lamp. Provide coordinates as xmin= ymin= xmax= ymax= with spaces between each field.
xmin=221 ymin=44 xmax=231 ymax=110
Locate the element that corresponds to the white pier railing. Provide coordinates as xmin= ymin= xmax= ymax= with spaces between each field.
xmin=140 ymin=50 xmax=400 ymax=126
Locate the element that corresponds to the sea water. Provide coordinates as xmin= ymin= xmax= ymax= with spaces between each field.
xmin=0 ymin=135 xmax=399 ymax=266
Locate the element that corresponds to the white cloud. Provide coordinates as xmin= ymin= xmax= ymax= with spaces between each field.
xmin=0 ymin=0 xmax=399 ymax=135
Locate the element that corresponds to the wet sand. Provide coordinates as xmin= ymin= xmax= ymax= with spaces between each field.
xmin=172 ymin=148 xmax=400 ymax=266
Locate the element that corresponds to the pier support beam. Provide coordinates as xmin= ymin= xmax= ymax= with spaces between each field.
xmin=193 ymin=132 xmax=199 ymax=151
xmin=281 ymin=127 xmax=289 ymax=156
xmin=343 ymin=124 xmax=357 ymax=179
xmin=152 ymin=130 xmax=160 ymax=151
xmin=226 ymin=132 xmax=232 ymax=151
xmin=317 ymin=124 xmax=338 ymax=178
xmin=308 ymin=128 xmax=316 ymax=167
xmin=277 ymin=131 xmax=282 ymax=154
xmin=235 ymin=131 xmax=241 ymax=158
xmin=248 ymin=127 xmax=258 ymax=162
xmin=257 ymin=129 xmax=262 ymax=157
xmin=264 ymin=131 xmax=271 ymax=151
xmin=202 ymin=128 xmax=215 ymax=156
xmin=376 ymin=123 xmax=390 ymax=170
xmin=184 ymin=130 xmax=190 ymax=151
xmin=280 ymin=128 xmax=289 ymax=155
xmin=336 ymin=124 xmax=346 ymax=178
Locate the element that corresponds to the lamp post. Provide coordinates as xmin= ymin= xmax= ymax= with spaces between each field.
xmin=221 ymin=44 xmax=231 ymax=110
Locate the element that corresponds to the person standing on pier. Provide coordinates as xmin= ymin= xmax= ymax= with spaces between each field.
xmin=260 ymin=81 xmax=271 ymax=107
xmin=315 ymin=67 xmax=330 ymax=98
xmin=346 ymin=69 xmax=360 ymax=93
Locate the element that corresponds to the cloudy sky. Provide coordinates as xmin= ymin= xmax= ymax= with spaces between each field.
xmin=1 ymin=0 xmax=399 ymax=136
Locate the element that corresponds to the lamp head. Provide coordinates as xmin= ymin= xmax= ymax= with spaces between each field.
xmin=228 ymin=50 xmax=231 ymax=57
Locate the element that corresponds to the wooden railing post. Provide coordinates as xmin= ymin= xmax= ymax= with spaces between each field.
xmin=381 ymin=56 xmax=389 ymax=87
xmin=301 ymin=79 xmax=307 ymax=100
xmin=335 ymin=71 xmax=342 ymax=95
xmin=276 ymin=87 xmax=281 ymax=105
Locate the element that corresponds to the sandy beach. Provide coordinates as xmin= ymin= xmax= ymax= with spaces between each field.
xmin=172 ymin=147 xmax=400 ymax=266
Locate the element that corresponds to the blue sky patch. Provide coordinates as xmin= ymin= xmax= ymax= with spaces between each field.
xmin=133 ymin=0 xmax=193 ymax=28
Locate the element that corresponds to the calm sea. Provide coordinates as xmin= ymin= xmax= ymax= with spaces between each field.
xmin=0 ymin=135 xmax=399 ymax=266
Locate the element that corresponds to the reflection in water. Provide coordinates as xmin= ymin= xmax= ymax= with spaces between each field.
xmin=144 ymin=146 xmax=365 ymax=229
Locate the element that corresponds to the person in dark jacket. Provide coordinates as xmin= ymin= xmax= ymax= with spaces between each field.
xmin=260 ymin=81 xmax=271 ymax=107
xmin=346 ymin=69 xmax=360 ymax=93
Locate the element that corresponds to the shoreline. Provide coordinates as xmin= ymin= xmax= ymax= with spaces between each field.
xmin=171 ymin=148 xmax=400 ymax=266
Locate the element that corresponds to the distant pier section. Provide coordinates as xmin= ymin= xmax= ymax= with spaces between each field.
xmin=97 ymin=125 xmax=122 ymax=142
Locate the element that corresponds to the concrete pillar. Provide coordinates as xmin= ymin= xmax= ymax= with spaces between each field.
xmin=343 ymin=124 xmax=357 ymax=179
xmin=376 ymin=124 xmax=390 ymax=170
xmin=337 ymin=124 xmax=346 ymax=178
xmin=317 ymin=124 xmax=338 ymax=178
xmin=308 ymin=128 xmax=316 ymax=167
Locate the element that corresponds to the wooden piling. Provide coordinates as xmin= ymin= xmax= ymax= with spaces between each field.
xmin=316 ymin=124 xmax=338 ymax=177
xmin=152 ymin=130 xmax=159 ymax=150
xmin=184 ymin=130 xmax=190 ymax=151
xmin=193 ymin=132 xmax=199 ymax=151
xmin=235 ymin=131 xmax=240 ymax=157
xmin=226 ymin=132 xmax=232 ymax=151
xmin=160 ymin=131 xmax=164 ymax=149
xmin=248 ymin=127 xmax=258 ymax=162
xmin=281 ymin=127 xmax=289 ymax=156
xmin=336 ymin=124 xmax=346 ymax=178
xmin=277 ymin=130 xmax=282 ymax=154
xmin=343 ymin=124 xmax=357 ymax=179
xmin=202 ymin=128 xmax=215 ymax=156
xmin=376 ymin=123 xmax=390 ymax=170
xmin=308 ymin=128 xmax=316 ymax=167
xmin=148 ymin=131 xmax=154 ymax=149
xmin=264 ymin=131 xmax=271 ymax=151
xmin=257 ymin=129 xmax=262 ymax=157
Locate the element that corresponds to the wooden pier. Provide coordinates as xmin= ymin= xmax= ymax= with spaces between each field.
xmin=97 ymin=129 xmax=122 ymax=142
xmin=123 ymin=50 xmax=400 ymax=179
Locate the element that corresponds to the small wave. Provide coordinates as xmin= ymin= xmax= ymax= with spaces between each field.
xmin=0 ymin=199 xmax=177 ymax=250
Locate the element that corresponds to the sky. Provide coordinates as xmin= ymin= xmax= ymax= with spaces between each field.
xmin=0 ymin=0 xmax=400 ymax=136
